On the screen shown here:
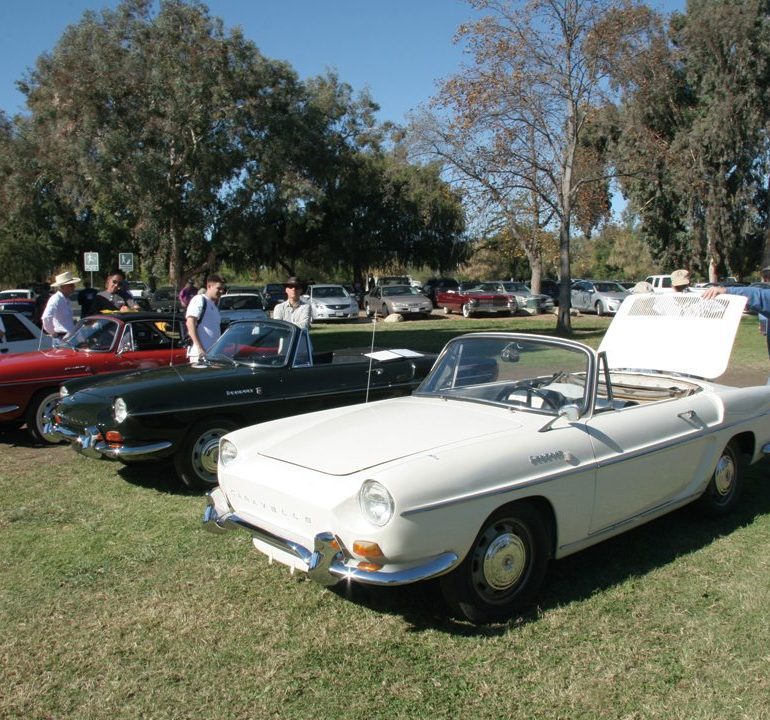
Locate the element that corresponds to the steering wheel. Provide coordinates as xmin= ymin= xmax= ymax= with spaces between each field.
xmin=496 ymin=380 xmax=561 ymax=410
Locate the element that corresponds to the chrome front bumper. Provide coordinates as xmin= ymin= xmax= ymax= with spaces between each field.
xmin=45 ymin=421 xmax=172 ymax=461
xmin=203 ymin=487 xmax=458 ymax=587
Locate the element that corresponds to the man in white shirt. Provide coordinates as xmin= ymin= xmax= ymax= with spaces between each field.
xmin=186 ymin=274 xmax=225 ymax=363
xmin=272 ymin=276 xmax=311 ymax=330
xmin=41 ymin=271 xmax=80 ymax=339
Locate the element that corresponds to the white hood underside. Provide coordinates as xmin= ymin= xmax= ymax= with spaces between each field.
xmin=599 ymin=293 xmax=746 ymax=379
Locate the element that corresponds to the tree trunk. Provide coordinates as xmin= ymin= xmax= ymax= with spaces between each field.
xmin=556 ymin=219 xmax=572 ymax=335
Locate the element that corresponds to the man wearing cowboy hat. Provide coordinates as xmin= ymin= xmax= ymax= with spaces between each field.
xmin=671 ymin=269 xmax=692 ymax=292
xmin=272 ymin=276 xmax=311 ymax=330
xmin=41 ymin=271 xmax=80 ymax=339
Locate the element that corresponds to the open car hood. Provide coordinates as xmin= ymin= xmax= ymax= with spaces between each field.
xmin=599 ymin=293 xmax=747 ymax=379
xmin=258 ymin=397 xmax=520 ymax=475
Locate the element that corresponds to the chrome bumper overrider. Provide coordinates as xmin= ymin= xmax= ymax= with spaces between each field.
xmin=203 ymin=487 xmax=458 ymax=587
xmin=45 ymin=421 xmax=172 ymax=460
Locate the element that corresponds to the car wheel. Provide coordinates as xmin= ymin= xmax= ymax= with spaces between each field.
xmin=595 ymin=301 xmax=605 ymax=317
xmin=174 ymin=417 xmax=237 ymax=490
xmin=696 ymin=440 xmax=744 ymax=517
xmin=440 ymin=502 xmax=550 ymax=624
xmin=381 ymin=304 xmax=389 ymax=317
xmin=443 ymin=306 xmax=451 ymax=315
xmin=365 ymin=303 xmax=373 ymax=318
xmin=462 ymin=303 xmax=474 ymax=318
xmin=25 ymin=389 xmax=63 ymax=445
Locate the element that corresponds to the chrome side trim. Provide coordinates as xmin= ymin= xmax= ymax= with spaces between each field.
xmin=203 ymin=489 xmax=459 ymax=586
xmin=0 ymin=404 xmax=20 ymax=415
xmin=402 ymin=410 xmax=770 ymax=517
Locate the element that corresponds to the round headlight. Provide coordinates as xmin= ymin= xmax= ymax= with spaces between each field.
xmin=113 ymin=397 xmax=128 ymax=423
xmin=220 ymin=438 xmax=238 ymax=466
xmin=59 ymin=385 xmax=70 ymax=398
xmin=359 ymin=480 xmax=394 ymax=527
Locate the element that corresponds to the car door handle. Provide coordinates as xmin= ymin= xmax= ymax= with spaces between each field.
xmin=64 ymin=365 xmax=90 ymax=373
xmin=678 ymin=410 xmax=704 ymax=428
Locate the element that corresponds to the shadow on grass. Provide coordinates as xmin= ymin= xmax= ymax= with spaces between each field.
xmin=329 ymin=458 xmax=770 ymax=636
xmin=116 ymin=458 xmax=194 ymax=496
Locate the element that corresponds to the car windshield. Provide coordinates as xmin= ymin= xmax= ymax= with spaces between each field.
xmin=220 ymin=295 xmax=264 ymax=310
xmin=0 ymin=290 xmax=31 ymax=299
xmin=311 ymin=286 xmax=348 ymax=299
xmin=501 ymin=282 xmax=528 ymax=292
xmin=592 ymin=282 xmax=626 ymax=293
xmin=416 ymin=335 xmax=590 ymax=415
xmin=382 ymin=285 xmax=416 ymax=296
xmin=67 ymin=317 xmax=121 ymax=352
xmin=208 ymin=321 xmax=295 ymax=366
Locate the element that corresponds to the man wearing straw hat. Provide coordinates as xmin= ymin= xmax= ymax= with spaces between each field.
xmin=41 ymin=271 xmax=80 ymax=339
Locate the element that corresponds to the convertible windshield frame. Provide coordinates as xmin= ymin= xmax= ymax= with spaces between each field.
xmin=415 ymin=333 xmax=597 ymax=417
xmin=207 ymin=319 xmax=298 ymax=368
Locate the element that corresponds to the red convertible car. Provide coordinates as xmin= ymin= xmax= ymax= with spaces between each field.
xmin=435 ymin=286 xmax=516 ymax=318
xmin=0 ymin=312 xmax=188 ymax=443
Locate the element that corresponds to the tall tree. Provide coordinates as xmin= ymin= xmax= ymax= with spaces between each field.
xmin=613 ymin=0 xmax=770 ymax=280
xmin=415 ymin=0 xmax=657 ymax=333
xmin=19 ymin=0 xmax=302 ymax=285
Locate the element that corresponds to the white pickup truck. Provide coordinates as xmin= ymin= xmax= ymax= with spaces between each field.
xmin=644 ymin=274 xmax=673 ymax=293
xmin=644 ymin=274 xmax=705 ymax=295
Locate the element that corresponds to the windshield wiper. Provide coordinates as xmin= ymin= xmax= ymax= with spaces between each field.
xmin=205 ymin=353 xmax=238 ymax=367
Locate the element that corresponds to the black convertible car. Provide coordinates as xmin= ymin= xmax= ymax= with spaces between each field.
xmin=49 ymin=319 xmax=435 ymax=488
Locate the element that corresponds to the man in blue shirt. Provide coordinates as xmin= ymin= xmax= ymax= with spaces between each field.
xmin=702 ymin=267 xmax=770 ymax=358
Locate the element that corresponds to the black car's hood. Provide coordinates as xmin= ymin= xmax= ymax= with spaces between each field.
xmin=62 ymin=361 xmax=253 ymax=408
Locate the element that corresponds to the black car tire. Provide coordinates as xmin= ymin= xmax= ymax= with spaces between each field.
xmin=462 ymin=303 xmax=474 ymax=318
xmin=696 ymin=440 xmax=744 ymax=517
xmin=25 ymin=388 xmax=63 ymax=445
xmin=595 ymin=301 xmax=605 ymax=317
xmin=440 ymin=501 xmax=550 ymax=624
xmin=175 ymin=417 xmax=237 ymax=490
xmin=365 ymin=303 xmax=373 ymax=318
xmin=381 ymin=304 xmax=389 ymax=317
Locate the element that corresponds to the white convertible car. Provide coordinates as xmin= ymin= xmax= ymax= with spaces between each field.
xmin=204 ymin=293 xmax=770 ymax=623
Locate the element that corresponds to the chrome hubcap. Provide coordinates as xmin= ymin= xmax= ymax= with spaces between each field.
xmin=193 ymin=429 xmax=225 ymax=478
xmin=39 ymin=394 xmax=61 ymax=442
xmin=482 ymin=531 xmax=527 ymax=590
xmin=714 ymin=453 xmax=736 ymax=497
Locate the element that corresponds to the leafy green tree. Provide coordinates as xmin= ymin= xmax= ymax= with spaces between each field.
xmin=612 ymin=0 xmax=770 ymax=279
xmin=19 ymin=0 xmax=303 ymax=285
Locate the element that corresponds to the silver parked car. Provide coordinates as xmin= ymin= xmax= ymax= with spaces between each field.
xmin=304 ymin=284 xmax=359 ymax=322
xmin=571 ymin=280 xmax=630 ymax=316
xmin=364 ymin=285 xmax=433 ymax=318
xmin=218 ymin=293 xmax=267 ymax=327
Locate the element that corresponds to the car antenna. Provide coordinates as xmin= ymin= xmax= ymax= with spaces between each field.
xmin=168 ymin=279 xmax=180 ymax=366
xmin=365 ymin=316 xmax=377 ymax=404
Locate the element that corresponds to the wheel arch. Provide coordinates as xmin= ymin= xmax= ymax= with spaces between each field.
xmin=729 ymin=430 xmax=755 ymax=462
xmin=472 ymin=495 xmax=557 ymax=561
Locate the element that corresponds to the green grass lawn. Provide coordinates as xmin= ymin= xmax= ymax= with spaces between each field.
xmin=1 ymin=313 xmax=770 ymax=719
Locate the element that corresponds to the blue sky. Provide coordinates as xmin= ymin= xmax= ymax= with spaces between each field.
xmin=0 ymin=0 xmax=685 ymax=125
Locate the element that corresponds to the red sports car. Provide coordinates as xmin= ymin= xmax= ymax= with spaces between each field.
xmin=435 ymin=285 xmax=516 ymax=318
xmin=0 ymin=312 xmax=188 ymax=443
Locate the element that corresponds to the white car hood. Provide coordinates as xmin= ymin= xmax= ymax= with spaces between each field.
xmin=258 ymin=397 xmax=521 ymax=475
xmin=599 ymin=293 xmax=747 ymax=379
